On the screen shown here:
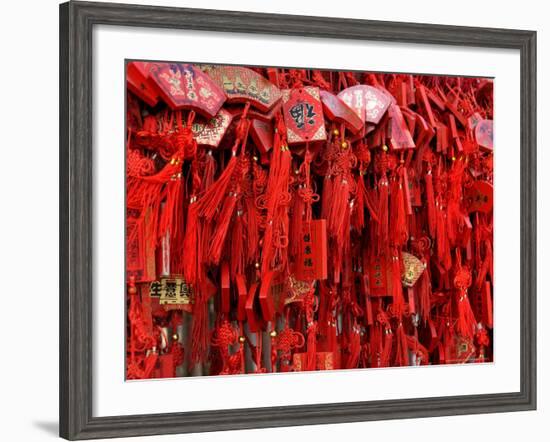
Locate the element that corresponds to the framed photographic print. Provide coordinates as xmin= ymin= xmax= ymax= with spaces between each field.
xmin=59 ymin=1 xmax=537 ymax=439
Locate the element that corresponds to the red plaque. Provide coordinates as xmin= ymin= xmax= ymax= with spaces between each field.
xmin=127 ymin=61 xmax=161 ymax=107
xmin=337 ymin=85 xmax=391 ymax=125
xmin=294 ymin=219 xmax=328 ymax=281
xmin=319 ymin=90 xmax=364 ymax=134
xmin=475 ymin=119 xmax=493 ymax=151
xmin=203 ymin=66 xmax=281 ymax=112
xmin=464 ymin=181 xmax=493 ymax=213
xmin=282 ymin=86 xmax=327 ymax=145
xmin=367 ymin=255 xmax=390 ymax=297
xmin=189 ymin=109 xmax=233 ymax=147
xmin=149 ymin=63 xmax=225 ymax=117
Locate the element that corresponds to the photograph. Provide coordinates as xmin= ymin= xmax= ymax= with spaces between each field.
xmin=125 ymin=61 xmax=494 ymax=379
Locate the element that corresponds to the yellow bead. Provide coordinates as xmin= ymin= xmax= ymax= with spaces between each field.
xmin=270 ymin=330 xmax=277 ymax=338
xmin=341 ymin=141 xmax=348 ymax=149
xmin=333 ymin=129 xmax=340 ymax=136
xmin=172 ymin=334 xmax=179 ymax=341
xmin=452 ymin=156 xmax=456 ymax=161
xmin=255 ymin=262 xmax=260 ymax=269
xmin=382 ymin=145 xmax=388 ymax=152
xmin=238 ymin=336 xmax=246 ymax=343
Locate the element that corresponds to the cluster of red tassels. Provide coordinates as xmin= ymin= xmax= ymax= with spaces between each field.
xmin=126 ymin=62 xmax=493 ymax=379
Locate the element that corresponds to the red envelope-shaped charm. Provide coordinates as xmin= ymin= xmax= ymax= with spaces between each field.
xmin=319 ymin=90 xmax=364 ymax=134
xmin=203 ymin=65 xmax=281 ymax=112
xmin=337 ymin=85 xmax=391 ymax=125
xmin=189 ymin=109 xmax=233 ymax=147
xmin=295 ymin=219 xmax=328 ymax=281
xmin=464 ymin=180 xmax=493 ymax=213
xmin=127 ymin=61 xmax=161 ymax=107
xmin=282 ymin=86 xmax=327 ymax=145
xmin=388 ymin=104 xmax=415 ymax=149
xmin=367 ymin=254 xmax=390 ymax=296
xmin=149 ymin=63 xmax=225 ymax=117
xmin=475 ymin=119 xmax=493 ymax=151
xmin=250 ymin=119 xmax=274 ymax=154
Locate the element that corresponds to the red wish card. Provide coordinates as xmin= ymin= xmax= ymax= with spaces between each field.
xmin=320 ymin=90 xmax=364 ymax=134
xmin=282 ymin=86 xmax=327 ymax=145
xmin=149 ymin=63 xmax=226 ymax=117
xmin=127 ymin=61 xmax=161 ymax=107
xmin=337 ymin=85 xmax=391 ymax=125
xmin=203 ymin=65 xmax=281 ymax=112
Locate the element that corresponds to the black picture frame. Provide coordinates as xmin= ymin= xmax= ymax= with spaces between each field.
xmin=59 ymin=1 xmax=537 ymax=439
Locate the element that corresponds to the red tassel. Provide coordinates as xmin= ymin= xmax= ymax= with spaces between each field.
xmin=380 ymin=327 xmax=393 ymax=368
xmin=244 ymin=195 xmax=260 ymax=265
xmin=391 ymin=250 xmax=405 ymax=315
xmin=230 ymin=205 xmax=245 ymax=279
xmin=182 ymin=199 xmax=201 ymax=284
xmin=290 ymin=190 xmax=305 ymax=259
xmin=158 ymin=177 xmax=183 ymax=241
xmin=345 ymin=324 xmax=361 ymax=369
xmin=353 ymin=174 xmax=366 ymax=231
xmin=328 ymin=175 xmax=350 ymax=238
xmin=198 ymin=151 xmax=239 ymax=222
xmin=202 ymin=150 xmax=217 ymax=190
xmin=328 ymin=174 xmax=351 ymax=280
xmin=389 ymin=169 xmax=408 ymax=246
xmin=376 ymin=175 xmax=389 ymax=255
xmin=321 ymin=175 xmax=333 ymax=220
xmin=208 ymin=189 xmax=239 ymax=265
xmin=198 ymin=110 xmax=250 ymax=221
xmin=417 ymin=267 xmax=432 ymax=323
xmin=425 ymin=169 xmax=436 ymax=238
xmin=354 ymin=172 xmax=380 ymax=230
xmin=261 ymin=114 xmax=291 ymax=274
xmin=190 ymin=289 xmax=208 ymax=368
xmin=394 ymin=321 xmax=409 ymax=367
xmin=457 ymin=290 xmax=476 ymax=338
